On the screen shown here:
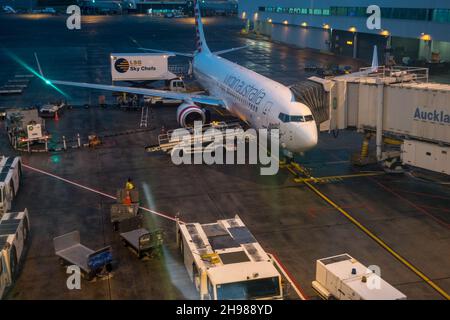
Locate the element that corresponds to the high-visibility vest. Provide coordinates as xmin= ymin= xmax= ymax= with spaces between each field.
xmin=123 ymin=195 xmax=132 ymax=205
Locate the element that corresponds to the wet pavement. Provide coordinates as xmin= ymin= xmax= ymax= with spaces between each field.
xmin=0 ymin=14 xmax=449 ymax=300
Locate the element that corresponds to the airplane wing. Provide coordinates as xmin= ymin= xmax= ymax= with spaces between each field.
xmin=50 ymin=80 xmax=224 ymax=107
xmin=138 ymin=45 xmax=250 ymax=57
xmin=213 ymin=45 xmax=249 ymax=56
xmin=138 ymin=47 xmax=194 ymax=58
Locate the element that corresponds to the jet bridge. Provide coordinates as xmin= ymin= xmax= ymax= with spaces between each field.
xmin=290 ymin=80 xmax=330 ymax=127
xmin=304 ymin=66 xmax=450 ymax=175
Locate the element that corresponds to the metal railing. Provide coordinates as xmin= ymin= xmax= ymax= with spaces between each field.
xmin=168 ymin=64 xmax=191 ymax=76
xmin=358 ymin=65 xmax=429 ymax=83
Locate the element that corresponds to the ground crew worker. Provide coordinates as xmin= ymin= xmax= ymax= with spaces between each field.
xmin=125 ymin=177 xmax=134 ymax=190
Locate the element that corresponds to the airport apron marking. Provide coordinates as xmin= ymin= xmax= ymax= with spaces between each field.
xmin=22 ymin=163 xmax=308 ymax=300
xmin=269 ymin=253 xmax=308 ymax=300
xmin=22 ymin=163 xmax=178 ymax=222
xmin=304 ymin=180 xmax=450 ymax=300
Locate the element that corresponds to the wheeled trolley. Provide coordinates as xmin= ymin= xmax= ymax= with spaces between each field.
xmin=110 ymin=188 xmax=140 ymax=231
xmin=53 ymin=231 xmax=113 ymax=281
xmin=120 ymin=228 xmax=163 ymax=259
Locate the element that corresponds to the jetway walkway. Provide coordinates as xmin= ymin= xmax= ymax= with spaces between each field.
xmin=304 ymin=66 xmax=450 ymax=175
xmin=290 ymin=80 xmax=329 ymax=125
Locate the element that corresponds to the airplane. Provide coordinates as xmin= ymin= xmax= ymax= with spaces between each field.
xmin=38 ymin=0 xmax=319 ymax=153
xmin=337 ymin=45 xmax=379 ymax=78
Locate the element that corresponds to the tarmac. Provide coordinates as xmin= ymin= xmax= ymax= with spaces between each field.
xmin=0 ymin=14 xmax=449 ymax=300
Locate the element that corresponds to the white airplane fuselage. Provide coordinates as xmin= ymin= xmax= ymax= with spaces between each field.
xmin=193 ymin=51 xmax=318 ymax=153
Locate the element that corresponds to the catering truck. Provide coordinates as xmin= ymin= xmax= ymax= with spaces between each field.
xmin=111 ymin=53 xmax=177 ymax=82
xmin=0 ymin=157 xmax=22 ymax=216
xmin=312 ymin=253 xmax=406 ymax=300
xmin=176 ymin=215 xmax=283 ymax=300
xmin=0 ymin=209 xmax=30 ymax=299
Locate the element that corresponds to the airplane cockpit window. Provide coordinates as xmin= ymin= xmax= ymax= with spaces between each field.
xmin=278 ymin=113 xmax=289 ymax=122
xmin=279 ymin=113 xmax=314 ymax=123
xmin=290 ymin=115 xmax=305 ymax=122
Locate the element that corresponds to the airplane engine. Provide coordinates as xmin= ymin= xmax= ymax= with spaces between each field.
xmin=176 ymin=103 xmax=207 ymax=127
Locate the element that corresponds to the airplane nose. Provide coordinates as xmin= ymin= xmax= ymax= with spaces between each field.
xmin=307 ymin=124 xmax=318 ymax=148
xmin=290 ymin=123 xmax=318 ymax=152
xmin=301 ymin=124 xmax=318 ymax=151
xmin=281 ymin=123 xmax=318 ymax=153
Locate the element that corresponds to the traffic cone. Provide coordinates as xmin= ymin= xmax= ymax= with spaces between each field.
xmin=54 ymin=111 xmax=59 ymax=121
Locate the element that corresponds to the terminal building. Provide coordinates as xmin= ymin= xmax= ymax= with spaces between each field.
xmin=134 ymin=0 xmax=237 ymax=15
xmin=239 ymin=0 xmax=450 ymax=65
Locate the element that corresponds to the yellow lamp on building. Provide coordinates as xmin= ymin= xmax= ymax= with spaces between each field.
xmin=420 ymin=33 xmax=432 ymax=41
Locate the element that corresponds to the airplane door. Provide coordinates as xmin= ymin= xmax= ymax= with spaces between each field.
xmin=262 ymin=101 xmax=273 ymax=116
xmin=261 ymin=102 xmax=273 ymax=127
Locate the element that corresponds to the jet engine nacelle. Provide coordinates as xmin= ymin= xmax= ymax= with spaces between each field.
xmin=176 ymin=102 xmax=207 ymax=127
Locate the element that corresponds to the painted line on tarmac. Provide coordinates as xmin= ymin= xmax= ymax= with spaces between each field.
xmin=23 ymin=163 xmax=178 ymax=222
xmin=285 ymin=161 xmax=449 ymax=299
xmin=23 ymin=163 xmax=309 ymax=300
xmin=371 ymin=178 xmax=450 ymax=229
xmin=269 ymin=252 xmax=308 ymax=300
xmin=304 ymin=180 xmax=450 ymax=300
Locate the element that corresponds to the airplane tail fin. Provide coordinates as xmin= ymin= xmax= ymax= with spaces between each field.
xmin=371 ymin=45 xmax=379 ymax=71
xmin=194 ymin=0 xmax=210 ymax=54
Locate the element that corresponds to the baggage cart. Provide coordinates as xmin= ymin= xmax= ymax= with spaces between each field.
xmin=110 ymin=188 xmax=140 ymax=231
xmin=53 ymin=231 xmax=112 ymax=281
xmin=120 ymin=228 xmax=163 ymax=259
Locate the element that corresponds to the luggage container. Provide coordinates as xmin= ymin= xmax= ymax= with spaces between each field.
xmin=0 ymin=157 xmax=22 ymax=216
xmin=0 ymin=209 xmax=30 ymax=299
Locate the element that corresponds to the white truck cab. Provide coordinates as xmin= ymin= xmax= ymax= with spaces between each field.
xmin=0 ymin=157 xmax=22 ymax=216
xmin=169 ymin=78 xmax=186 ymax=92
xmin=177 ymin=215 xmax=283 ymax=300
xmin=144 ymin=79 xmax=186 ymax=105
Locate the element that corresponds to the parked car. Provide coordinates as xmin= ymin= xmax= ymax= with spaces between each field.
xmin=38 ymin=102 xmax=65 ymax=118
xmin=42 ymin=7 xmax=56 ymax=14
